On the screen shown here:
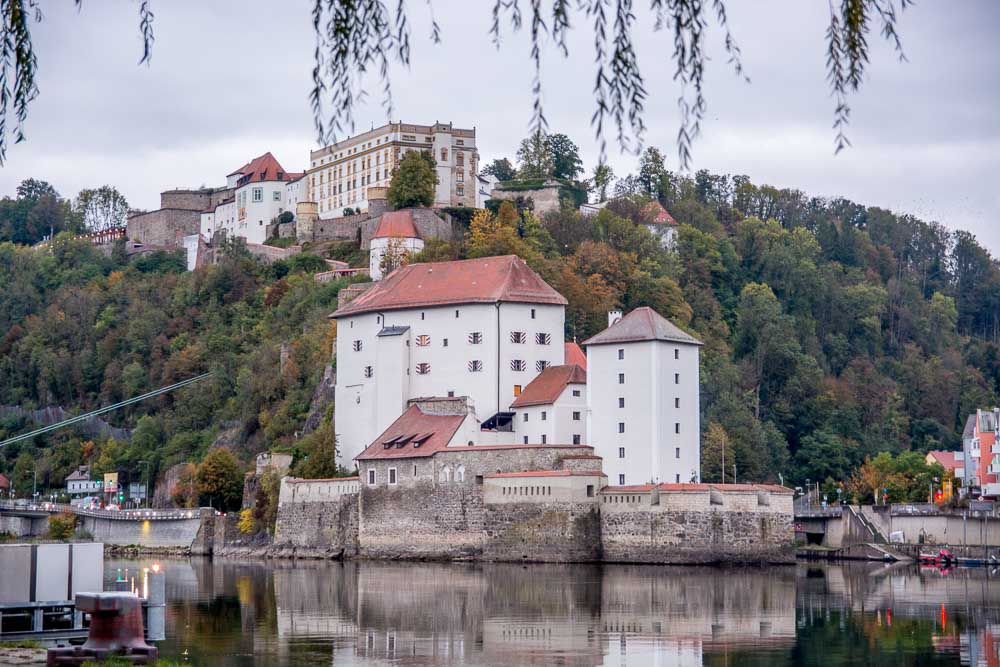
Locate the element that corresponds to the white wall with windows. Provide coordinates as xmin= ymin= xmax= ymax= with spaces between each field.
xmin=334 ymin=301 xmax=565 ymax=464
xmin=514 ymin=384 xmax=587 ymax=446
xmin=586 ymin=339 xmax=700 ymax=486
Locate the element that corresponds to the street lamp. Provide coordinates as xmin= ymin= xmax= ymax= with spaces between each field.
xmin=138 ymin=460 xmax=151 ymax=509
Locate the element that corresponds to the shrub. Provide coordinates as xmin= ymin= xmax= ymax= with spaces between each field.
xmin=237 ymin=508 xmax=256 ymax=534
xmin=47 ymin=511 xmax=77 ymax=541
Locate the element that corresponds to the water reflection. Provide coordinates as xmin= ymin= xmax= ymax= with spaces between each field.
xmin=104 ymin=558 xmax=1000 ymax=666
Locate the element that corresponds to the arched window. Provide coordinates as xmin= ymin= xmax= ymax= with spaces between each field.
xmin=439 ymin=466 xmax=452 ymax=483
xmin=455 ymin=465 xmax=465 ymax=482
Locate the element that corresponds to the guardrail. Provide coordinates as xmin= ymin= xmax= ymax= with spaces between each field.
xmin=0 ymin=500 xmax=207 ymax=521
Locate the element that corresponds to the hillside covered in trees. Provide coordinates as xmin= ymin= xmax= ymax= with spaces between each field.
xmin=1 ymin=154 xmax=998 ymax=500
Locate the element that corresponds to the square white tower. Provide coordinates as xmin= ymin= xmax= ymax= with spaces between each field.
xmin=582 ymin=307 xmax=702 ymax=486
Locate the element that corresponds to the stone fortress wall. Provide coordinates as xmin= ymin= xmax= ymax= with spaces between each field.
xmin=272 ymin=449 xmax=794 ymax=564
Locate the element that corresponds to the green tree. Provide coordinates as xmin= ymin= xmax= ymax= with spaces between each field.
xmin=387 ymin=151 xmax=438 ymax=209
xmin=481 ymin=158 xmax=517 ymax=182
xmin=195 ymin=448 xmax=244 ymax=511
xmin=75 ymin=186 xmax=130 ymax=231
xmin=546 ymin=133 xmax=583 ymax=180
xmin=516 ymin=132 xmax=554 ymax=179
xmin=591 ymin=164 xmax=615 ymax=203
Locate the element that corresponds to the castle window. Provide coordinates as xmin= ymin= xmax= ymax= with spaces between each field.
xmin=675 ymin=447 xmax=681 ymax=459
xmin=619 ymin=474 xmax=625 ymax=485
xmin=352 ymin=340 xmax=362 ymax=351
xmin=367 ymin=469 xmax=376 ymax=486
xmin=456 ymin=172 xmax=464 ymax=183
xmin=514 ymin=384 xmax=522 ymax=395
xmin=252 ymin=187 xmax=263 ymax=202
xmin=572 ymin=411 xmax=581 ymax=421
xmin=675 ymin=373 xmax=680 ymax=384
xmin=675 ymin=423 xmax=680 ymax=434
xmin=675 ymin=397 xmax=680 ymax=408
xmin=535 ymin=332 xmax=551 ymax=345
xmin=388 ymin=468 xmax=397 ymax=485
xmin=273 ymin=191 xmax=281 ymax=201
xmin=456 ymin=184 xmax=464 ymax=196
xmin=455 ymin=309 xmax=460 ymax=318
xmin=443 ymin=338 xmax=449 ymax=347
xmin=676 ymin=474 xmax=681 ymax=483
xmin=573 ymin=434 xmax=581 ymax=445
xmin=618 ymin=397 xmax=625 ymax=408
xmin=456 ymin=465 xmax=465 ymax=482
xmin=619 ymin=447 xmax=625 ymax=458
xmin=541 ymin=411 xmax=547 ymax=421
xmin=675 ymin=348 xmax=680 ymax=360
xmin=572 ymin=389 xmax=581 ymax=397
xmin=523 ymin=413 xmax=528 ymax=422
xmin=618 ymin=373 xmax=625 ymax=384
xmin=511 ymin=359 xmax=526 ymax=372
xmin=530 ymin=308 xmax=536 ymax=319
xmin=511 ymin=331 xmax=526 ymax=344
xmin=541 ymin=434 xmax=547 ymax=444
xmin=618 ymin=422 xmax=625 ymax=434
xmin=469 ymin=332 xmax=483 ymax=344
xmin=363 ymin=366 xmax=373 ymax=378
xmin=416 ymin=363 xmax=431 ymax=375
xmin=523 ymin=436 xmax=529 ymax=444
xmin=536 ymin=360 xmax=549 ymax=372
xmin=441 ymin=148 xmax=448 ymax=161
xmin=468 ymin=360 xmax=483 ymax=372
xmin=416 ymin=335 xmax=430 ymax=346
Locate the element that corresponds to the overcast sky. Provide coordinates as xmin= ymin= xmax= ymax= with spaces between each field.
xmin=1 ymin=1 xmax=997 ymax=252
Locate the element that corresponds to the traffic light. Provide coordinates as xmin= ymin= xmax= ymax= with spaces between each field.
xmin=934 ymin=489 xmax=943 ymax=503
xmin=118 ymin=493 xmax=124 ymax=503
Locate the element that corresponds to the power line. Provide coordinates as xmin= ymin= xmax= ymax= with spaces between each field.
xmin=0 ymin=373 xmax=213 ymax=449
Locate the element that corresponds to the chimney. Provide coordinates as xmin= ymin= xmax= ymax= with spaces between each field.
xmin=608 ymin=311 xmax=623 ymax=328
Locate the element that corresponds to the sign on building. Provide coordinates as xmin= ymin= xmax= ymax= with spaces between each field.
xmin=103 ymin=472 xmax=119 ymax=493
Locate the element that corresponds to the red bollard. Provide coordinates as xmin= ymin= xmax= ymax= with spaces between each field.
xmin=46 ymin=592 xmax=158 ymax=665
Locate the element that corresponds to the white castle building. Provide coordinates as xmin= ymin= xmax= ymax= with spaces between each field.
xmin=368 ymin=211 xmax=425 ymax=280
xmin=331 ymin=255 xmax=704 ymax=486
xmin=200 ymin=152 xmax=304 ymax=245
xmin=308 ymin=121 xmax=479 ymax=219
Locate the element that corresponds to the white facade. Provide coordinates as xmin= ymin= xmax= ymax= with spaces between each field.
xmin=285 ymin=176 xmax=306 ymax=218
xmin=66 ymin=479 xmax=101 ymax=495
xmin=232 ymin=181 xmax=290 ymax=244
xmin=334 ymin=302 xmax=565 ymax=465
xmin=309 ymin=121 xmax=478 ymax=219
xmin=369 ymin=236 xmax=424 ymax=281
xmin=585 ymin=312 xmax=702 ymax=487
xmin=514 ymin=384 xmax=587 ymax=446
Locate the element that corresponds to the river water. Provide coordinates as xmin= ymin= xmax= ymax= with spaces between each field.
xmin=105 ymin=558 xmax=1000 ymax=666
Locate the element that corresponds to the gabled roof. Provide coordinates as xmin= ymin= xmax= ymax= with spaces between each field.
xmin=355 ymin=405 xmax=465 ymax=460
xmin=644 ymin=201 xmax=678 ymax=226
xmin=926 ymin=451 xmax=963 ymax=471
xmin=582 ymin=307 xmax=702 ymax=347
xmin=372 ymin=210 xmax=420 ymax=240
xmin=64 ymin=466 xmax=91 ymax=482
xmin=510 ymin=364 xmax=586 ymax=408
xmin=332 ymin=255 xmax=567 ymax=318
xmin=564 ymin=341 xmax=587 ymax=370
xmin=229 ymin=152 xmax=298 ymax=185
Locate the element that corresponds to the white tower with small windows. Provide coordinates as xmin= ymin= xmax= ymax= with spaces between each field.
xmin=582 ymin=307 xmax=702 ymax=486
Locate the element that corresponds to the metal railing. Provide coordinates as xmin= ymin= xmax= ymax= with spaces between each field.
xmin=0 ymin=499 xmax=204 ymax=521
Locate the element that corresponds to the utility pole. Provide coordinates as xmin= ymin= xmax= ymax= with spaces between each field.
xmin=721 ymin=433 xmax=726 ymax=484
xmin=733 ymin=464 xmax=737 ymax=485
xmin=138 ymin=460 xmax=151 ymax=509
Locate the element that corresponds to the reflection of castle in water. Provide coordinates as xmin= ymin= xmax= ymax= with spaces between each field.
xmin=265 ymin=562 xmax=797 ymax=666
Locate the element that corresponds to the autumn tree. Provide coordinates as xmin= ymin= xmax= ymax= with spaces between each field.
xmin=387 ymin=150 xmax=437 ymax=209
xmin=379 ymin=238 xmax=412 ymax=276
xmin=591 ymin=164 xmax=615 ymax=203
xmin=195 ymin=448 xmax=244 ymax=511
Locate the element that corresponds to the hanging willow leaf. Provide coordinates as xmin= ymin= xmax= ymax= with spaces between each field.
xmin=0 ymin=1 xmax=912 ymax=168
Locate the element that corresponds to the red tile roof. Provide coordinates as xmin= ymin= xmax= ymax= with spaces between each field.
xmin=0 ymin=473 xmax=9 ymax=489
xmin=564 ymin=342 xmax=587 ymax=370
xmin=926 ymin=451 xmax=963 ymax=471
xmin=510 ymin=364 xmax=586 ymax=408
xmin=485 ymin=469 xmax=605 ymax=479
xmin=355 ymin=405 xmax=466 ymax=460
xmin=372 ymin=210 xmax=420 ymax=239
xmin=602 ymin=484 xmax=659 ymax=493
xmin=644 ymin=201 xmax=678 ymax=226
xmin=229 ymin=152 xmax=299 ymax=186
xmin=332 ymin=255 xmax=567 ymax=318
xmin=582 ymin=306 xmax=702 ymax=347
